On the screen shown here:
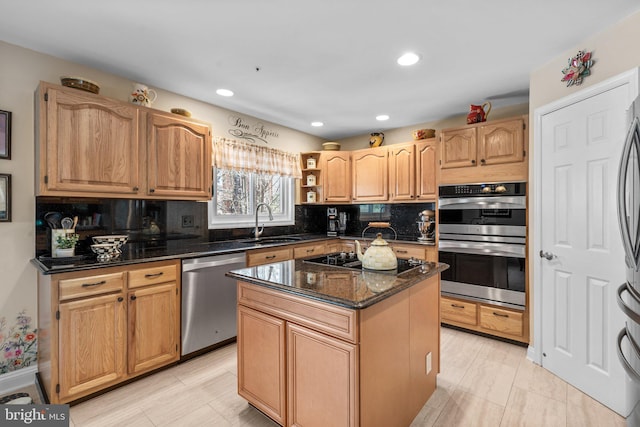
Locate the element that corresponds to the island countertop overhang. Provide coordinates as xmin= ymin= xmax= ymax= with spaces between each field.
xmin=226 ymin=259 xmax=449 ymax=309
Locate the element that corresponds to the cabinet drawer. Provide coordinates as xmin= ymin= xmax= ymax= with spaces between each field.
xmin=441 ymin=297 xmax=477 ymax=326
xmin=391 ymin=244 xmax=426 ymax=260
xmin=128 ymin=264 xmax=177 ymax=289
xmin=59 ymin=272 xmax=125 ymax=301
xmin=238 ymin=281 xmax=357 ymax=343
xmin=479 ymin=305 xmax=523 ymax=337
xmin=293 ymin=243 xmax=326 ymax=259
xmin=247 ymin=247 xmax=292 ymax=266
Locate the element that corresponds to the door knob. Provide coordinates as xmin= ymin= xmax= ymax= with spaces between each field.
xmin=539 ymin=250 xmax=556 ymax=260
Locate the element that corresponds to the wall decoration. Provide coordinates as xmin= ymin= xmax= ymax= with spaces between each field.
xmin=0 ymin=310 xmax=37 ymax=374
xmin=0 ymin=173 xmax=10 ymax=222
xmin=0 ymin=110 xmax=11 ymax=160
xmin=227 ymin=115 xmax=280 ymax=144
xmin=561 ymin=50 xmax=594 ymax=87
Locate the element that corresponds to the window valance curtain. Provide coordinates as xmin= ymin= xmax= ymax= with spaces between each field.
xmin=212 ymin=137 xmax=302 ymax=178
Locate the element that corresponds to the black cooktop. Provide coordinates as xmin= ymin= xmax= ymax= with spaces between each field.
xmin=303 ymin=253 xmax=424 ymax=275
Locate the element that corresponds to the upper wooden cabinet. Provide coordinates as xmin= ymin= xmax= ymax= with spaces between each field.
xmin=439 ymin=116 xmax=528 ymax=185
xmin=35 ymin=81 xmax=212 ymax=200
xmin=322 ymin=151 xmax=351 ymax=203
xmin=146 ymin=112 xmax=212 ymax=199
xmin=352 ymin=147 xmax=388 ymax=202
xmin=389 ymin=143 xmax=415 ymax=202
xmin=416 ymin=140 xmax=438 ymax=200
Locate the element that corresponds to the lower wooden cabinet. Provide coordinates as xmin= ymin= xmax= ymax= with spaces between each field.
xmin=237 ymin=276 xmax=439 ymax=427
xmin=441 ymin=295 xmax=527 ymax=343
xmin=38 ymin=260 xmax=180 ymax=404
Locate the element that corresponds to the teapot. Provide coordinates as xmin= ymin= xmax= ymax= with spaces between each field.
xmin=369 ymin=132 xmax=385 ymax=148
xmin=354 ymin=233 xmax=398 ymax=270
xmin=466 ymin=101 xmax=492 ymax=124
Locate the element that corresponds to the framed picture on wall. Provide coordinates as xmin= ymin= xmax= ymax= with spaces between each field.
xmin=0 ymin=110 xmax=10 ymax=160
xmin=0 ymin=173 xmax=11 ymax=222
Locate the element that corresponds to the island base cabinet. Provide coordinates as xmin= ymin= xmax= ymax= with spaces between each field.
xmin=287 ymin=323 xmax=358 ymax=427
xmin=237 ymin=305 xmax=286 ymax=426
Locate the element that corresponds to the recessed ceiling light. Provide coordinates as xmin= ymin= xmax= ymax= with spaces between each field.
xmin=376 ymin=115 xmax=390 ymax=121
xmin=397 ymin=52 xmax=420 ymax=66
xmin=216 ymin=88 xmax=234 ymax=97
xmin=311 ymin=121 xmax=324 ymax=127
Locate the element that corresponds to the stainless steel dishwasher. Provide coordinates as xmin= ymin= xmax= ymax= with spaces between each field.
xmin=181 ymin=252 xmax=246 ymax=357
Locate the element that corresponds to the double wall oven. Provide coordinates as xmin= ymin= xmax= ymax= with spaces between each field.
xmin=438 ymin=182 xmax=526 ymax=309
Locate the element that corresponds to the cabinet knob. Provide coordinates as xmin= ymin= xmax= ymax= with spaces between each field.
xmin=117 ymin=297 xmax=124 ymax=302
xmin=130 ymin=295 xmax=137 ymax=301
xmin=149 ymin=188 xmax=155 ymax=193
xmin=471 ymin=159 xmax=476 ymax=164
xmin=480 ymin=159 xmax=486 ymax=165
xmin=133 ymin=186 xmax=139 ymax=191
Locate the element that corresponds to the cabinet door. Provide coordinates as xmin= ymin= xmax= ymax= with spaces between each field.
xmin=352 ymin=147 xmax=388 ymax=202
xmin=238 ymin=305 xmax=286 ymax=426
xmin=323 ymin=152 xmax=351 ymax=202
xmin=478 ymin=118 xmax=525 ymax=165
xmin=287 ymin=323 xmax=358 ymax=427
xmin=146 ymin=112 xmax=212 ymax=200
xmin=416 ymin=140 xmax=437 ymax=199
xmin=440 ymin=127 xmax=477 ymax=169
xmin=58 ymin=293 xmax=126 ymax=401
xmin=389 ymin=143 xmax=415 ymax=201
xmin=128 ymin=282 xmax=179 ymax=375
xmin=42 ymin=86 xmax=141 ymax=195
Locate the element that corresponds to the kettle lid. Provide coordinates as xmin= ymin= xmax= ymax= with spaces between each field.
xmin=371 ymin=233 xmax=389 ymax=246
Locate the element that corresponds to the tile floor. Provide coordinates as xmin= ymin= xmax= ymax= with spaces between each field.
xmin=66 ymin=327 xmax=626 ymax=426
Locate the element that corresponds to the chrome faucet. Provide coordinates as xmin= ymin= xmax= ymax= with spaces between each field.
xmin=254 ymin=203 xmax=274 ymax=239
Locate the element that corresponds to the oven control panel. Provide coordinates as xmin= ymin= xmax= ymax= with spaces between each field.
xmin=439 ymin=182 xmax=526 ymax=197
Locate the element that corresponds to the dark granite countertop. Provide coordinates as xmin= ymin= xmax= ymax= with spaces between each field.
xmin=31 ymin=233 xmax=436 ymax=275
xmin=226 ymin=259 xmax=448 ymax=309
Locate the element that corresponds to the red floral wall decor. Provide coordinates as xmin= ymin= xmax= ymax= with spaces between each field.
xmin=561 ymin=50 xmax=594 ymax=87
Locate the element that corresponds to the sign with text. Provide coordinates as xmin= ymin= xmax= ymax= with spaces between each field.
xmin=227 ymin=115 xmax=280 ymax=144
xmin=1 ymin=405 xmax=69 ymax=426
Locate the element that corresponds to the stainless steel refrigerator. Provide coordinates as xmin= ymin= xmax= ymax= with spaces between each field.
xmin=617 ymin=95 xmax=640 ymax=426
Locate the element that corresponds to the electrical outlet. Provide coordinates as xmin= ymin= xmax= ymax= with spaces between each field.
xmin=426 ymin=352 xmax=432 ymax=375
xmin=181 ymin=215 xmax=194 ymax=228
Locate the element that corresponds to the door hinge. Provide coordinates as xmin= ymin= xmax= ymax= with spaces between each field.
xmin=55 ymin=310 xmax=60 ymax=320
xmin=175 ymin=288 xmax=178 ymax=295
xmin=523 ymin=150 xmax=526 ymax=157
xmin=56 ymin=384 xmax=60 ymax=394
xmin=44 ymin=93 xmax=48 ymax=102
xmin=44 ymin=175 xmax=49 ymax=184
xmin=439 ymin=159 xmax=441 ymax=165
xmin=176 ymin=344 xmax=178 ymax=352
xmin=522 ymin=122 xmax=526 ymax=130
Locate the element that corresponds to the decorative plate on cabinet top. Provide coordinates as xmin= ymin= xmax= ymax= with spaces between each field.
xmin=60 ymin=76 xmax=100 ymax=94
xmin=171 ymin=108 xmax=192 ymax=117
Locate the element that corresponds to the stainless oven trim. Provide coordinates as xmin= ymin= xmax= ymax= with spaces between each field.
xmin=439 ymin=224 xmax=526 ymax=238
xmin=442 ymin=280 xmax=525 ymax=310
xmin=439 ymin=233 xmax=526 ymax=244
xmin=438 ymin=240 xmax=526 ymax=258
xmin=438 ymin=195 xmax=526 ymax=210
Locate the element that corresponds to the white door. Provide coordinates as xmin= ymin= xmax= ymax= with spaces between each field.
xmin=539 ymin=82 xmax=630 ymax=414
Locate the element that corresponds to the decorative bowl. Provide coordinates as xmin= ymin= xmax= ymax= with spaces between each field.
xmin=60 ymin=76 xmax=100 ymax=94
xmin=90 ymin=243 xmax=117 ymax=255
xmin=92 ymin=235 xmax=128 ymax=248
xmin=171 ymin=108 xmax=192 ymax=117
xmin=322 ymin=142 xmax=341 ymax=151
xmin=412 ymin=129 xmax=436 ymax=140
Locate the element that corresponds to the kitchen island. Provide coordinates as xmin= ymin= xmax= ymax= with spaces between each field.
xmin=227 ymin=259 xmax=448 ymax=427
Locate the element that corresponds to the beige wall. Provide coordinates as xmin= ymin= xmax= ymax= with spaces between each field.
xmin=337 ymin=103 xmax=530 ymax=151
xmin=0 ymin=40 xmax=323 ymax=376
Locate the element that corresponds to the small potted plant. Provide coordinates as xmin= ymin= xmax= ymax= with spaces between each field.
xmin=55 ymin=233 xmax=80 ymax=257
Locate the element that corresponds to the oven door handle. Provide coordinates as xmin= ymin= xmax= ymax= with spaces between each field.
xmin=438 ymin=195 xmax=526 ymax=210
xmin=438 ymin=241 xmax=525 ymax=258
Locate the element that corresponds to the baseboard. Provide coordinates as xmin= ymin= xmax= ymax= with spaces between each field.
xmin=527 ymin=345 xmax=540 ymax=365
xmin=0 ymin=366 xmax=37 ymax=394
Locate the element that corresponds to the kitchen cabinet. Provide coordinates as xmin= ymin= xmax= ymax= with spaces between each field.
xmin=35 ymin=81 xmax=212 ymax=200
xmin=236 ymin=273 xmax=439 ymax=427
xmin=300 ymin=152 xmax=323 ymax=204
xmin=440 ymin=295 xmax=527 ymax=343
xmin=322 ymin=151 xmax=351 ymax=203
xmin=247 ymin=247 xmax=293 ymax=267
xmin=352 ymin=147 xmax=388 ymax=202
xmin=146 ymin=112 xmax=212 ymax=199
xmin=292 ymin=241 xmax=327 ymax=259
xmin=388 ymin=143 xmax=415 ymax=201
xmin=37 ymin=259 xmax=180 ymax=404
xmin=415 ymin=139 xmax=438 ymax=200
xmin=439 ymin=116 xmax=528 ymax=185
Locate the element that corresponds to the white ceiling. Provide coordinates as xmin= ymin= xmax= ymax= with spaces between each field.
xmin=1 ymin=1 xmax=639 ymax=140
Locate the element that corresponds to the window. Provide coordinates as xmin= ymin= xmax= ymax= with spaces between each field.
xmin=208 ymin=168 xmax=295 ymax=229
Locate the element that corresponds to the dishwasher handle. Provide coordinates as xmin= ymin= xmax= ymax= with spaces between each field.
xmin=182 ymin=253 xmax=246 ymax=272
